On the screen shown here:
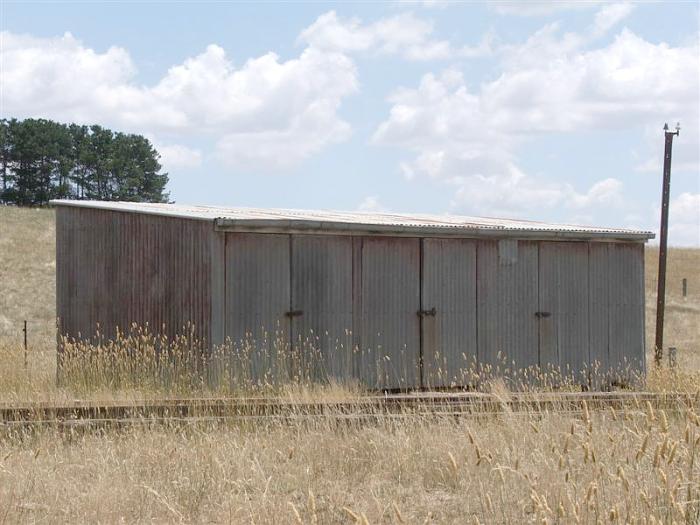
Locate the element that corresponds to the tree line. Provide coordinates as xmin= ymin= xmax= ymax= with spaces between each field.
xmin=0 ymin=118 xmax=169 ymax=205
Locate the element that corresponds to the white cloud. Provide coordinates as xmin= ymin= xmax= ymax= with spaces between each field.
xmin=491 ymin=1 xmax=604 ymax=17
xmin=592 ymin=3 xmax=634 ymax=38
xmin=299 ymin=11 xmax=493 ymax=61
xmin=650 ymin=193 xmax=700 ymax=246
xmin=450 ymin=163 xmax=565 ymax=216
xmin=0 ymin=31 xmax=358 ymax=169
xmin=215 ymin=98 xmax=351 ymax=168
xmin=567 ymin=178 xmax=623 ymax=208
xmin=449 ymin=163 xmax=624 ymax=218
xmin=357 ymin=195 xmax=387 ymax=212
xmin=373 ymin=11 xmax=698 ymax=223
xmin=154 ymin=142 xmax=203 ymax=171
xmin=669 ymin=193 xmax=700 ymax=246
xmin=635 ymin=122 xmax=699 ymax=174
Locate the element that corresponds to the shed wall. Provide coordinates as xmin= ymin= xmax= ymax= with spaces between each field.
xmin=359 ymin=237 xmax=421 ymax=389
xmin=477 ymin=240 xmax=540 ymax=373
xmin=421 ymin=238 xmax=477 ymax=388
xmin=538 ymin=242 xmax=591 ymax=382
xmin=56 ymin=207 xmax=213 ymax=345
xmin=291 ymin=235 xmax=354 ymax=381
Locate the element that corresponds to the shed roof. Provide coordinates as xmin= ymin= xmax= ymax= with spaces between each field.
xmin=50 ymin=200 xmax=655 ymax=242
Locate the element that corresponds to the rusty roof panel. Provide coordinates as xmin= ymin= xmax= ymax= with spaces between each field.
xmin=50 ymin=200 xmax=655 ymax=241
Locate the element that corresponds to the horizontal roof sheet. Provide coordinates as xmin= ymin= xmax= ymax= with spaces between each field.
xmin=50 ymin=200 xmax=654 ymax=241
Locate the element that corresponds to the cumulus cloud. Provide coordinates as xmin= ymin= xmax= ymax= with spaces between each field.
xmin=650 ymin=193 xmax=700 ymax=246
xmin=0 ymin=31 xmax=358 ymax=169
xmin=373 ymin=9 xmax=699 ymax=225
xmin=449 ymin=164 xmax=624 ymax=217
xmin=299 ymin=11 xmax=493 ymax=60
xmin=153 ymin=142 xmax=203 ymax=171
xmin=635 ymin=122 xmax=699 ymax=174
xmin=668 ymin=193 xmax=700 ymax=246
xmin=567 ymin=178 xmax=623 ymax=209
xmin=592 ymin=3 xmax=635 ymax=38
xmin=357 ymin=195 xmax=387 ymax=212
xmin=490 ymin=1 xmax=605 ymax=17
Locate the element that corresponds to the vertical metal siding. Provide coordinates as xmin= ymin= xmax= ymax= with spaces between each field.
xmin=55 ymin=207 xmax=213 ymax=346
xmin=608 ymin=243 xmax=645 ymax=379
xmin=538 ymin=242 xmax=590 ymax=383
xmin=588 ymin=243 xmax=610 ymax=380
xmin=291 ymin=235 xmax=353 ymax=381
xmin=224 ymin=233 xmax=290 ymax=382
xmin=421 ymin=238 xmax=477 ymax=388
xmin=351 ymin=237 xmax=363 ymax=381
xmin=210 ymin=231 xmax=226 ymax=348
xmin=588 ymin=242 xmax=646 ymax=383
xmin=477 ymin=240 xmax=539 ymax=374
xmin=360 ymin=237 xmax=421 ymax=389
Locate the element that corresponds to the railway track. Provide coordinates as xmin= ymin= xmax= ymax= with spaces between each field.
xmin=1 ymin=391 xmax=698 ymax=428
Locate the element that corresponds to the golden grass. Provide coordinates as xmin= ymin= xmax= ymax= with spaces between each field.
xmin=645 ymin=247 xmax=700 ymax=370
xmin=0 ymin=206 xmax=55 ymax=344
xmin=1 ymin=401 xmax=699 ymax=522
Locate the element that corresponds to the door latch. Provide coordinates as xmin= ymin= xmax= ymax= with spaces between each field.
xmin=535 ymin=311 xmax=552 ymax=318
xmin=417 ymin=307 xmax=437 ymax=317
xmin=285 ymin=310 xmax=304 ymax=318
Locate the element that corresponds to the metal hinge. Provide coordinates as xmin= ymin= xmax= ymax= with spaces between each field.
xmin=417 ymin=307 xmax=437 ymax=317
xmin=535 ymin=311 xmax=552 ymax=318
xmin=285 ymin=310 xmax=304 ymax=318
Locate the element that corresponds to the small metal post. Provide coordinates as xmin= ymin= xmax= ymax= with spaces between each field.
xmin=668 ymin=347 xmax=677 ymax=369
xmin=654 ymin=122 xmax=680 ymax=366
xmin=682 ymin=278 xmax=687 ymax=298
xmin=23 ymin=320 xmax=27 ymax=369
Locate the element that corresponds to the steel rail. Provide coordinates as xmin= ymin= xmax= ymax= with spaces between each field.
xmin=1 ymin=391 xmax=697 ymax=425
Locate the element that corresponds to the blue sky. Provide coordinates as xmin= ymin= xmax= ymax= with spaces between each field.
xmin=1 ymin=1 xmax=698 ymax=244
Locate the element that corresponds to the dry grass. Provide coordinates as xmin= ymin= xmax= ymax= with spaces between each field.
xmin=1 ymin=206 xmax=699 ymax=522
xmin=645 ymin=247 xmax=700 ymax=370
xmin=0 ymin=206 xmax=55 ymax=344
xmin=1 ymin=402 xmax=700 ymax=522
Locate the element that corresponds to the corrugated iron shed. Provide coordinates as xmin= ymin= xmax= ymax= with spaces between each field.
xmin=51 ymin=199 xmax=652 ymax=390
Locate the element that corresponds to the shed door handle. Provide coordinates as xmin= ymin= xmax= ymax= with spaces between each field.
xmin=285 ymin=310 xmax=304 ymax=318
xmin=535 ymin=311 xmax=552 ymax=318
xmin=418 ymin=307 xmax=437 ymax=317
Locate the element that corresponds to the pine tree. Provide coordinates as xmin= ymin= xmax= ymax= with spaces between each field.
xmin=0 ymin=118 xmax=169 ymax=205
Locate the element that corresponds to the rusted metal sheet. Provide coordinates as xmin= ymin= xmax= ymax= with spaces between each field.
xmin=421 ymin=238 xmax=477 ymax=388
xmin=360 ymin=237 xmax=421 ymax=389
xmin=224 ymin=233 xmax=290 ymax=383
xmin=477 ymin=240 xmax=539 ymax=375
xmin=291 ymin=235 xmax=353 ymax=382
xmin=210 ymin=231 xmax=226 ymax=348
xmin=56 ymin=207 xmax=213 ymax=346
xmin=538 ymin=242 xmax=590 ymax=383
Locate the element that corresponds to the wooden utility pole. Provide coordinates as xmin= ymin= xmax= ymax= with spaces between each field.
xmin=654 ymin=122 xmax=680 ymax=366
